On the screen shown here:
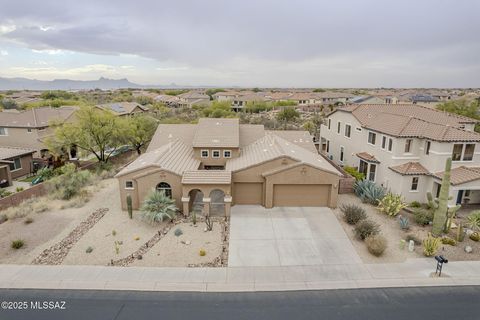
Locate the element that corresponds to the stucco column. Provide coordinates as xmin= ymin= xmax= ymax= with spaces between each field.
xmin=224 ymin=195 xmax=232 ymax=217
xmin=203 ymin=197 xmax=211 ymax=217
xmin=181 ymin=197 xmax=190 ymax=217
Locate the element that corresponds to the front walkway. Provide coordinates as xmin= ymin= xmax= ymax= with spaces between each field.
xmin=228 ymin=206 xmax=361 ymax=267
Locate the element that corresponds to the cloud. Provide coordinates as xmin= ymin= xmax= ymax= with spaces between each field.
xmin=0 ymin=0 xmax=479 ymax=86
xmin=0 ymin=50 xmax=7 ymax=56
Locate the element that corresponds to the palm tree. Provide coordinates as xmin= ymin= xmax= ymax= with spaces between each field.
xmin=141 ymin=190 xmax=178 ymax=224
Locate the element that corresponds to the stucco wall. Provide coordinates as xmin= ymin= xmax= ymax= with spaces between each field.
xmin=193 ymin=147 xmax=240 ymax=167
xmin=7 ymin=154 xmax=34 ymax=179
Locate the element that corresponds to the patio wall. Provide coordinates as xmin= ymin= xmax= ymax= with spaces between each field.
xmin=0 ymin=183 xmax=47 ymax=211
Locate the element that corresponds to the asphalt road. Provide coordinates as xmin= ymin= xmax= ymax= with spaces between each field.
xmin=0 ymin=286 xmax=479 ymax=320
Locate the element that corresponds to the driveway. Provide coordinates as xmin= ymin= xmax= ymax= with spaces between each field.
xmin=228 ymin=206 xmax=362 ymax=267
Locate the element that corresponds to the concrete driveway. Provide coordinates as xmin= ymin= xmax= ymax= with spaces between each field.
xmin=228 ymin=206 xmax=362 ymax=267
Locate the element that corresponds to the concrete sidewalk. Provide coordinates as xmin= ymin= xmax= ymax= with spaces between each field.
xmin=0 ymin=259 xmax=479 ymax=292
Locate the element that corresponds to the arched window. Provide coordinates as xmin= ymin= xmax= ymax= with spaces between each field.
xmin=156 ymin=182 xmax=172 ymax=198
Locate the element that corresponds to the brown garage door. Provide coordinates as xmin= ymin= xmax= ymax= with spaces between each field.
xmin=234 ymin=183 xmax=263 ymax=205
xmin=273 ymin=184 xmax=330 ymax=207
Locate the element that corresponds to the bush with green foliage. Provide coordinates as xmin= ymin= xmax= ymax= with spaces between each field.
xmin=423 ymin=233 xmax=441 ymax=257
xmin=413 ymin=208 xmax=433 ymax=226
xmin=45 ymin=163 xmax=93 ymax=200
xmin=344 ymin=166 xmax=365 ymax=181
xmin=354 ymin=179 xmax=386 ymax=205
xmin=36 ymin=167 xmax=55 ymax=181
xmin=354 ymin=220 xmax=380 ymax=240
xmin=11 ymin=239 xmax=24 ymax=249
xmin=141 ymin=190 xmax=178 ymax=224
xmin=466 ymin=210 xmax=480 ymax=231
xmin=377 ymin=193 xmax=407 ymax=217
xmin=0 ymin=189 xmax=13 ymax=198
xmin=365 ymin=235 xmax=387 ymax=256
xmin=409 ymin=201 xmax=422 ymax=208
xmin=340 ymin=204 xmax=367 ymax=225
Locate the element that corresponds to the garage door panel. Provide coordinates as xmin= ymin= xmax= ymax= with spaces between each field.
xmin=273 ymin=184 xmax=329 ymax=207
xmin=234 ymin=183 xmax=263 ymax=205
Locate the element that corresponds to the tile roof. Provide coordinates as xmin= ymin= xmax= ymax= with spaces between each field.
xmin=0 ymin=106 xmax=77 ymax=128
xmin=356 ymin=152 xmax=380 ymax=163
xmin=192 ymin=118 xmax=240 ymax=148
xmin=336 ymin=104 xmax=480 ymax=142
xmin=146 ymin=124 xmax=197 ymax=152
xmin=433 ymin=166 xmax=480 ymax=186
xmin=0 ymin=146 xmax=35 ymax=160
xmin=116 ymin=139 xmax=200 ymax=177
xmin=389 ymin=162 xmax=430 ymax=175
xmin=267 ymin=130 xmax=317 ymax=153
xmin=181 ymin=170 xmax=231 ymax=184
xmin=97 ymin=102 xmax=147 ymax=115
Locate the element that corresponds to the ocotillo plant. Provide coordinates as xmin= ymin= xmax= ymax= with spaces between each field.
xmin=126 ymin=195 xmax=133 ymax=219
xmin=432 ymin=157 xmax=452 ymax=236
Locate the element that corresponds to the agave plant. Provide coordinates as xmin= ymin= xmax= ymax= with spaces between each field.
xmin=141 ymin=190 xmax=178 ymax=224
xmin=466 ymin=210 xmax=480 ymax=231
xmin=377 ymin=193 xmax=407 ymax=217
xmin=354 ymin=179 xmax=386 ymax=205
xmin=423 ymin=233 xmax=441 ymax=257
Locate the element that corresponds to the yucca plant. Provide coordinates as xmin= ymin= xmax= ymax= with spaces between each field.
xmin=466 ymin=210 xmax=480 ymax=231
xmin=354 ymin=179 xmax=386 ymax=205
xmin=377 ymin=193 xmax=407 ymax=217
xmin=423 ymin=233 xmax=441 ymax=257
xmin=141 ymin=190 xmax=178 ymax=224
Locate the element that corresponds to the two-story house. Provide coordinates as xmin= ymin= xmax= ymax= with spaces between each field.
xmin=0 ymin=106 xmax=78 ymax=157
xmin=115 ymin=118 xmax=344 ymax=216
xmin=320 ymin=104 xmax=480 ymax=205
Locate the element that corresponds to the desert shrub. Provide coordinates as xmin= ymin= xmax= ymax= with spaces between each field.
xmin=46 ymin=163 xmax=93 ymax=200
xmin=354 ymin=179 xmax=386 ymax=205
xmin=340 ymin=204 xmax=367 ymax=225
xmin=413 ymin=208 xmax=433 ymax=226
xmin=141 ymin=190 xmax=178 ymax=224
xmin=405 ymin=234 xmax=422 ymax=245
xmin=199 ymin=249 xmax=206 ymax=256
xmin=36 ymin=167 xmax=55 ymax=181
xmin=365 ymin=235 xmax=387 ymax=256
xmin=466 ymin=211 xmax=480 ymax=231
xmin=470 ymin=232 xmax=480 ymax=242
xmin=409 ymin=201 xmax=422 ymax=208
xmin=398 ymin=216 xmax=410 ymax=230
xmin=34 ymin=202 xmax=50 ymax=213
xmin=174 ymin=228 xmax=183 ymax=237
xmin=0 ymin=189 xmax=13 ymax=198
xmin=86 ymin=246 xmax=94 ymax=253
xmin=11 ymin=239 xmax=24 ymax=249
xmin=60 ymin=190 xmax=91 ymax=209
xmin=354 ymin=220 xmax=380 ymax=240
xmin=377 ymin=193 xmax=407 ymax=217
xmin=16 ymin=187 xmax=24 ymax=192
xmin=423 ymin=233 xmax=441 ymax=256
xmin=441 ymin=236 xmax=456 ymax=246
xmin=3 ymin=199 xmax=35 ymax=219
xmin=24 ymin=217 xmax=34 ymax=224
xmin=95 ymin=162 xmax=116 ymax=179
xmin=0 ymin=214 xmax=7 ymax=224
xmin=344 ymin=166 xmax=365 ymax=181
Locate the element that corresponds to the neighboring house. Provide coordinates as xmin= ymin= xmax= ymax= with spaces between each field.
xmin=313 ymin=92 xmax=355 ymax=105
xmin=96 ymin=102 xmax=148 ymax=116
xmin=320 ymin=104 xmax=480 ymax=205
xmin=231 ymin=93 xmax=267 ymax=111
xmin=350 ymin=96 xmax=398 ymax=105
xmin=154 ymin=94 xmax=183 ymax=107
xmin=0 ymin=146 xmax=35 ymax=185
xmin=177 ymin=91 xmax=211 ymax=107
xmin=116 ymin=118 xmax=343 ymax=216
xmin=0 ymin=106 xmax=77 ymax=157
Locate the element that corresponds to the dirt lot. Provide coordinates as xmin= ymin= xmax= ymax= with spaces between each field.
xmin=335 ymin=194 xmax=480 ymax=263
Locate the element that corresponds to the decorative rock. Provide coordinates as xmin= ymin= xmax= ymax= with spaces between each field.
xmin=185 ymin=240 xmax=191 ymax=245
xmin=137 ymin=254 xmax=143 ymax=260
xmin=408 ymin=240 xmax=415 ymax=252
xmin=465 ymin=246 xmax=473 ymax=253
xmin=204 ymin=228 xmax=208 ymax=232
xmin=466 ymin=229 xmax=474 ymax=236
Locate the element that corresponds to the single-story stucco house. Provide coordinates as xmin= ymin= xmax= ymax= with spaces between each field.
xmin=115 ymin=118 xmax=343 ymax=216
xmin=0 ymin=146 xmax=35 ymax=187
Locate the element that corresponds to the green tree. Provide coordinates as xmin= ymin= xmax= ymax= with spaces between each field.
xmin=202 ymin=101 xmax=236 ymax=118
xmin=302 ymin=121 xmax=315 ymax=135
xmin=122 ymin=114 xmax=157 ymax=154
xmin=437 ymin=99 xmax=480 ymax=131
xmin=48 ymin=106 xmax=126 ymax=163
xmin=277 ymin=107 xmax=300 ymax=128
xmin=205 ymin=88 xmax=226 ymax=100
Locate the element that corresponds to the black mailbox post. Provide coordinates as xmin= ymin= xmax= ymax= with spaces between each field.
xmin=434 ymin=255 xmax=448 ymax=276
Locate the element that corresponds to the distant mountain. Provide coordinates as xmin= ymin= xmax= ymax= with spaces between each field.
xmin=0 ymin=77 xmax=144 ymax=90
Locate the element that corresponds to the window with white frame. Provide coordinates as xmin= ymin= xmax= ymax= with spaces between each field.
xmin=388 ymin=138 xmax=393 ymax=152
xmin=344 ymin=124 xmax=351 ymax=138
xmin=212 ymin=150 xmax=220 ymax=158
xmin=223 ymin=150 xmax=231 ymax=158
xmin=8 ymin=157 xmax=21 ymax=171
xmin=452 ymin=143 xmax=475 ymax=161
xmin=27 ymin=128 xmax=32 ymax=133
xmin=411 ymin=177 xmax=419 ymax=191
xmin=0 ymin=127 xmax=7 ymax=136
xmin=125 ymin=181 xmax=134 ymax=189
xmin=368 ymin=132 xmax=376 ymax=145
xmin=337 ymin=121 xmax=341 ymax=134
xmin=425 ymin=141 xmax=431 ymax=155
xmin=201 ymin=150 xmax=209 ymax=158
xmin=404 ymin=139 xmax=412 ymax=153
xmin=368 ymin=163 xmax=376 ymax=181
xmin=381 ymin=136 xmax=387 ymax=149
xmin=340 ymin=146 xmax=345 ymax=162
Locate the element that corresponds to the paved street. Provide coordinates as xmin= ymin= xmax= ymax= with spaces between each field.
xmin=229 ymin=206 xmax=361 ymax=266
xmin=1 ymin=286 xmax=479 ymax=320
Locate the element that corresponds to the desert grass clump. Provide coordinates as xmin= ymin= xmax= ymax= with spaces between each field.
xmin=0 ymin=214 xmax=7 ymax=224
xmin=340 ymin=204 xmax=367 ymax=225
xmin=174 ymin=228 xmax=183 ymax=237
xmin=24 ymin=217 xmax=34 ymax=224
xmin=354 ymin=220 xmax=380 ymax=240
xmin=413 ymin=208 xmax=433 ymax=226
xmin=199 ymin=249 xmax=206 ymax=256
xmin=86 ymin=246 xmax=94 ymax=253
xmin=11 ymin=239 xmax=25 ymax=249
xmin=3 ymin=199 xmax=35 ymax=220
xmin=365 ymin=235 xmax=387 ymax=256
xmin=141 ymin=190 xmax=178 ymax=224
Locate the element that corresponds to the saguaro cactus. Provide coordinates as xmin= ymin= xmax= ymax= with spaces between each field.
xmin=126 ymin=195 xmax=133 ymax=219
xmin=432 ymin=158 xmax=452 ymax=236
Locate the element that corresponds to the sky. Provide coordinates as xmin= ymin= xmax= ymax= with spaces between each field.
xmin=0 ymin=0 xmax=479 ymax=87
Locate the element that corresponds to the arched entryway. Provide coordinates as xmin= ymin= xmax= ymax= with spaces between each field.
xmin=156 ymin=182 xmax=172 ymax=198
xmin=188 ymin=189 xmax=204 ymax=214
xmin=210 ymin=189 xmax=225 ymax=216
